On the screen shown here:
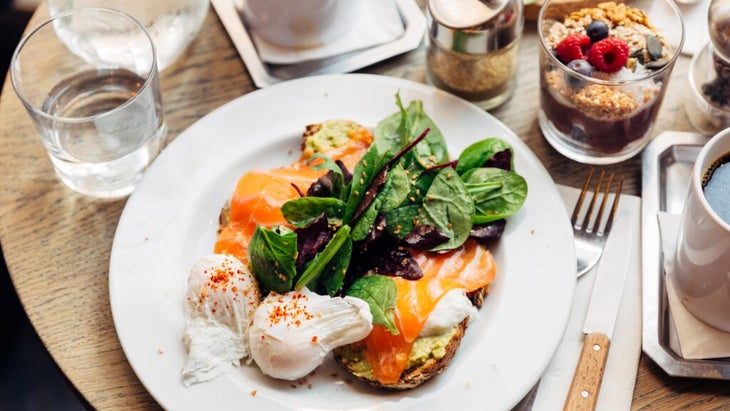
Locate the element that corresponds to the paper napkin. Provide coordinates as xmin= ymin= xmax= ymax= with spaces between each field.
xmin=657 ymin=211 xmax=730 ymax=360
xmin=251 ymin=0 xmax=405 ymax=64
xmin=527 ymin=185 xmax=642 ymax=411
xmin=655 ymin=0 xmax=710 ymax=56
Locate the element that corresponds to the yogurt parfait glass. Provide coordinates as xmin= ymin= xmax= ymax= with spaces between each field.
xmin=537 ymin=0 xmax=684 ymax=164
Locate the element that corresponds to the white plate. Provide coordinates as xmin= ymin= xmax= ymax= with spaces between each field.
xmin=109 ymin=74 xmax=576 ymax=411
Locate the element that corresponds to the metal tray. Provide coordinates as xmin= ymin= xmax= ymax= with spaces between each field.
xmin=210 ymin=0 xmax=426 ymax=88
xmin=641 ymin=130 xmax=730 ymax=380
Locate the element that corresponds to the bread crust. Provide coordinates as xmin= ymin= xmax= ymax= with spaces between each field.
xmin=333 ymin=317 xmax=474 ymax=390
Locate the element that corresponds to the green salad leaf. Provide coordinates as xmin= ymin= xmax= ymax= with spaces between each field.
xmin=374 ymin=95 xmax=448 ymax=170
xmin=295 ymin=224 xmax=352 ymax=291
xmin=346 ymin=275 xmax=399 ymax=335
xmin=281 ymin=197 xmax=346 ymax=228
xmin=462 ymin=167 xmax=528 ymax=224
xmin=419 ymin=167 xmax=475 ymax=251
xmin=455 ymin=138 xmax=514 ymax=175
xmin=248 ymin=226 xmax=298 ymax=295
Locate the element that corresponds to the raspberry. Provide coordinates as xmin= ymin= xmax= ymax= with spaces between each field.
xmin=555 ymin=34 xmax=591 ymax=64
xmin=588 ymin=38 xmax=629 ymax=73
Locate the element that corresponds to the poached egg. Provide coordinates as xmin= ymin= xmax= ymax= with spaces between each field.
xmin=249 ymin=287 xmax=373 ymax=380
xmin=181 ymin=254 xmax=260 ymax=386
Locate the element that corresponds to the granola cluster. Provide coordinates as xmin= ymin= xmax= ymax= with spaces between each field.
xmin=545 ymin=2 xmax=670 ymax=69
xmin=544 ymin=2 xmax=666 ymax=120
xmin=545 ymin=70 xmax=659 ymax=120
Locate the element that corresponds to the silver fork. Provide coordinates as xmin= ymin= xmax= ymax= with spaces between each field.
xmin=572 ymin=168 xmax=623 ymax=277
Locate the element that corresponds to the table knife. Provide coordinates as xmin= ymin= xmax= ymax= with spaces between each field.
xmin=563 ymin=212 xmax=632 ymax=411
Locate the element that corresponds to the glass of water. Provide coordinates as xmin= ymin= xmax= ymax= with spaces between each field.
xmin=47 ymin=0 xmax=209 ymax=71
xmin=11 ymin=8 xmax=167 ymax=199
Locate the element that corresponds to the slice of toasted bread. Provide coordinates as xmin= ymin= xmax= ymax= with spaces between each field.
xmin=333 ymin=317 xmax=473 ymax=390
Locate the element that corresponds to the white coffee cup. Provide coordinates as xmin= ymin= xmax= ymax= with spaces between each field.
xmin=670 ymin=128 xmax=730 ymax=332
xmin=243 ymin=0 xmax=358 ymax=48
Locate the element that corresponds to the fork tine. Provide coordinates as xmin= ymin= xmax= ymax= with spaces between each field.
xmin=591 ymin=172 xmax=614 ymax=234
xmin=573 ymin=170 xmax=623 ymax=277
xmin=602 ymin=176 xmax=623 ymax=235
xmin=581 ymin=170 xmax=605 ymax=231
xmin=571 ymin=168 xmax=595 ymax=226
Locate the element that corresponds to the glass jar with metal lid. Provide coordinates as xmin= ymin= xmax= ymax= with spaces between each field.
xmin=426 ymin=0 xmax=523 ymax=110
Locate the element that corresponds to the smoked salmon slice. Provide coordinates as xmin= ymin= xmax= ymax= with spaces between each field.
xmin=214 ymin=126 xmax=373 ymax=264
xmin=362 ymin=239 xmax=496 ymax=383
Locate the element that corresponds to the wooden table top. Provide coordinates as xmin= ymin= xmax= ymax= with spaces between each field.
xmin=1 ymin=3 xmax=729 ymax=410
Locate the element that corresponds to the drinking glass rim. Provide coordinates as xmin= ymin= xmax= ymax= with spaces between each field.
xmin=536 ymin=0 xmax=685 ymax=86
xmin=10 ymin=7 xmax=159 ymax=124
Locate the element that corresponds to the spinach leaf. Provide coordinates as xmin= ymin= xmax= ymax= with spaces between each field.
xmin=378 ymin=164 xmax=410 ymax=212
xmin=455 ymin=138 xmax=513 ymax=175
xmin=374 ymin=95 xmax=449 ymax=170
xmin=346 ymin=275 xmax=399 ymax=335
xmin=383 ymin=166 xmax=437 ymax=239
xmin=295 ymin=224 xmax=352 ymax=291
xmin=343 ymin=144 xmax=388 ymax=223
xmin=317 ymin=232 xmax=352 ymax=296
xmin=462 ymin=168 xmax=528 ymax=224
xmin=351 ymin=198 xmax=381 ymax=242
xmin=419 ymin=167 xmax=475 ymax=251
xmin=384 ymin=204 xmax=421 ymax=239
xmin=350 ymin=164 xmax=411 ymax=241
xmin=281 ymin=197 xmax=346 ymax=228
xmin=248 ymin=226 xmax=298 ymax=295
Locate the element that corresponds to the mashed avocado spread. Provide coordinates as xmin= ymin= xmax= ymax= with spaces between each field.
xmin=334 ymin=326 xmax=459 ymax=381
xmin=303 ymin=120 xmax=361 ymax=157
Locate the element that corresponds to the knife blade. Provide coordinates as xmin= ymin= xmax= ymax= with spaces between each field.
xmin=563 ymin=211 xmax=632 ymax=411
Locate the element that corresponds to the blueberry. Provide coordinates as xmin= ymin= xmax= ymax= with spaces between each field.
xmin=586 ymin=20 xmax=609 ymax=43
xmin=564 ymin=59 xmax=593 ymax=88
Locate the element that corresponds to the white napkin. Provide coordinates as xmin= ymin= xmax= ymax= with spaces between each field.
xmin=251 ymin=0 xmax=406 ymax=64
xmin=654 ymin=0 xmax=710 ymax=56
xmin=529 ymin=185 xmax=642 ymax=411
xmin=656 ymin=211 xmax=730 ymax=359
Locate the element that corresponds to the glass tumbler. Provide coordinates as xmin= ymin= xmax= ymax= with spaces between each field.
xmin=537 ymin=0 xmax=684 ymax=164
xmin=47 ymin=0 xmax=209 ymax=71
xmin=11 ymin=8 xmax=167 ymax=199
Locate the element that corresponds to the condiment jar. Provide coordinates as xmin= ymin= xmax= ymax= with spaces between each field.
xmin=426 ymin=0 xmax=523 ymax=111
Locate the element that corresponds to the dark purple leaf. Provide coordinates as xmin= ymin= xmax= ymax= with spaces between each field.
xmin=371 ymin=246 xmax=423 ymax=280
xmin=346 ymin=215 xmax=424 ymax=286
xmin=402 ymin=224 xmax=450 ymax=250
xmin=351 ymin=167 xmax=388 ymax=223
xmin=484 ymin=149 xmax=512 ymax=171
xmin=306 ymin=160 xmax=352 ymax=198
xmin=337 ymin=160 xmax=353 ymax=185
xmin=470 ymin=219 xmax=507 ymax=244
xmin=307 ymin=170 xmax=335 ymax=197
xmin=294 ymin=214 xmax=333 ymax=271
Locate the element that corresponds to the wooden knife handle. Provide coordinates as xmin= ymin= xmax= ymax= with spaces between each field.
xmin=563 ymin=332 xmax=611 ymax=411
